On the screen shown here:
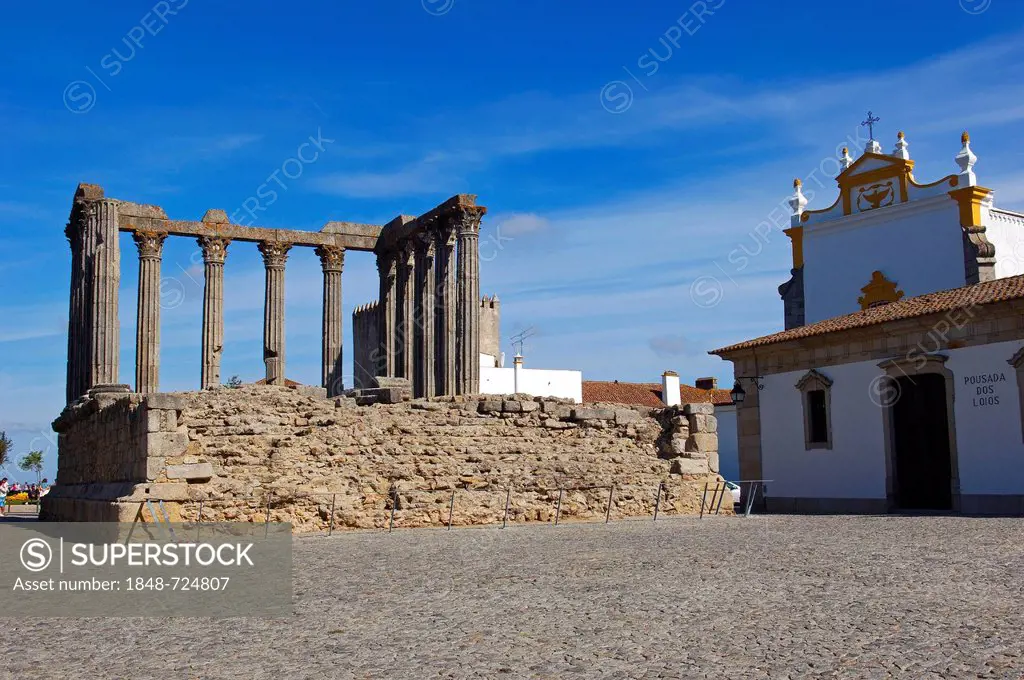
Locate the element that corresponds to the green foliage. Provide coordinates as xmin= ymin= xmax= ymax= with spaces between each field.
xmin=226 ymin=375 xmax=243 ymax=388
xmin=19 ymin=450 xmax=44 ymax=483
xmin=0 ymin=431 xmax=11 ymax=470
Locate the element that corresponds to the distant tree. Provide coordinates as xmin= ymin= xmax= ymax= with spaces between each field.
xmin=226 ymin=375 xmax=243 ymax=388
xmin=19 ymin=450 xmax=44 ymax=483
xmin=0 ymin=431 xmax=11 ymax=470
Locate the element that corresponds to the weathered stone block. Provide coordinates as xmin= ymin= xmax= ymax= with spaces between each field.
xmin=146 ymin=456 xmax=166 ymax=481
xmin=614 ymin=409 xmax=640 ymax=424
xmin=543 ymin=419 xmax=573 ymax=429
xmin=146 ymin=394 xmax=185 ymax=411
xmin=685 ymin=433 xmax=718 ymax=455
xmin=148 ymin=432 xmax=190 ymax=457
xmin=165 ymin=462 xmax=214 ymax=482
xmin=707 ymin=451 xmax=720 ymax=474
xmin=671 ymin=457 xmax=709 ymax=475
xmin=682 ymin=403 xmax=714 ymax=416
xmin=519 ymin=401 xmax=540 ymax=413
xmin=478 ymin=401 xmax=502 ymax=413
xmin=502 ymin=401 xmax=523 ymax=413
xmin=571 ymin=407 xmax=615 ymax=421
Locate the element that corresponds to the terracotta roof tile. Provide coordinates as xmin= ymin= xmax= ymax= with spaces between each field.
xmin=711 ymin=274 xmax=1024 ymax=355
xmin=582 ymin=381 xmax=732 ymax=407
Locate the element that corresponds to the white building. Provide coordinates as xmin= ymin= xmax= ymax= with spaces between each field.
xmin=713 ymin=130 xmax=1024 ymax=514
xmin=480 ymin=354 xmax=583 ymax=403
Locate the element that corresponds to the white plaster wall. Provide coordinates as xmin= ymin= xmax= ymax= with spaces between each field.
xmin=715 ymin=405 xmax=739 ymax=481
xmin=946 ymin=339 xmax=1024 ymax=494
xmin=480 ymin=367 xmax=583 ymax=402
xmin=803 ymin=199 xmax=965 ymax=323
xmin=986 ymin=209 xmax=1024 ymax=279
xmin=759 ymin=361 xmax=888 ymax=499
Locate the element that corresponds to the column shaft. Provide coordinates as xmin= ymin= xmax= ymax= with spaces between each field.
xmin=435 ymin=225 xmax=457 ymax=395
xmin=415 ymin=235 xmax=436 ymax=398
xmin=65 ymin=221 xmax=83 ymax=403
xmin=316 ymin=245 xmax=345 ymax=396
xmin=455 ymin=207 xmax=484 ymax=394
xmin=377 ymin=253 xmax=397 ymax=377
xmin=259 ymin=242 xmax=291 ymax=386
xmin=133 ymin=231 xmax=166 ymax=394
xmin=87 ymin=199 xmax=121 ymax=387
xmin=199 ymin=237 xmax=229 ymax=389
xmin=396 ymin=243 xmax=416 ymax=381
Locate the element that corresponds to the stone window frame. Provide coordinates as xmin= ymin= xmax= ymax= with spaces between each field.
xmin=795 ymin=369 xmax=833 ymax=451
xmin=876 ymin=354 xmax=960 ymax=512
xmin=1009 ymin=347 xmax=1024 ymax=443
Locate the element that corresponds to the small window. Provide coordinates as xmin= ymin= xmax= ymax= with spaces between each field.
xmin=795 ymin=369 xmax=833 ymax=450
xmin=807 ymin=390 xmax=828 ymax=443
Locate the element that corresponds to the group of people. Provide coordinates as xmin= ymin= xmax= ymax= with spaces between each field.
xmin=0 ymin=478 xmax=49 ymax=516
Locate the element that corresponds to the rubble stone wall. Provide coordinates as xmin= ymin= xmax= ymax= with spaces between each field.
xmin=44 ymin=385 xmax=725 ymax=530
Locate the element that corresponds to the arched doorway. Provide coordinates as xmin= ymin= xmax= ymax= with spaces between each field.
xmin=889 ymin=373 xmax=954 ymax=510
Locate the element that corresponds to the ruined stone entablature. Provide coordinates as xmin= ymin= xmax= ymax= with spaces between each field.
xmin=42 ymin=385 xmax=723 ymax=528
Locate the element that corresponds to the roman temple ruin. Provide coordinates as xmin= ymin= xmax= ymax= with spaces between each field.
xmin=46 ymin=183 xmax=722 ymax=526
xmin=63 ymin=183 xmax=488 ymax=402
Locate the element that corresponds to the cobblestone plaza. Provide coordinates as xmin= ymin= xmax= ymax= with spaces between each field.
xmin=6 ymin=515 xmax=1024 ymax=678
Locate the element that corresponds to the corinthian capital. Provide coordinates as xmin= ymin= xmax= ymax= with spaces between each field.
xmin=315 ymin=245 xmax=346 ymax=273
xmin=198 ymin=236 xmax=231 ymax=265
xmin=258 ymin=241 xmax=292 ymax=268
xmin=416 ymin=230 xmax=436 ymax=261
xmin=376 ymin=252 xmax=396 ymax=281
xmin=451 ymin=205 xmax=486 ymax=237
xmin=132 ymin=230 xmax=167 ymax=259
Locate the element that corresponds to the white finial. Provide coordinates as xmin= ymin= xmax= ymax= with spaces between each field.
xmin=956 ymin=130 xmax=977 ymax=185
xmin=840 ymin=146 xmax=854 ymax=171
xmin=865 ymin=139 xmax=882 ymax=154
xmin=893 ymin=131 xmax=910 ymax=160
xmin=788 ymin=178 xmax=807 ymax=225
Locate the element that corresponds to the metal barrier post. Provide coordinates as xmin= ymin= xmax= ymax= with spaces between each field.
xmin=714 ymin=484 xmax=727 ymax=514
xmin=605 ymin=485 xmax=614 ymax=524
xmin=447 ymin=489 xmax=455 ymax=530
xmin=502 ymin=488 xmax=511 ymax=529
xmin=744 ymin=481 xmax=759 ymax=517
xmin=328 ymin=494 xmax=336 ymax=536
xmin=554 ymin=488 xmax=563 ymax=525
xmin=653 ymin=482 xmax=662 ymax=522
xmin=700 ymin=481 xmax=709 ymax=519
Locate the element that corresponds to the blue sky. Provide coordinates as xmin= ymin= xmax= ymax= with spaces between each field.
xmin=2 ymin=0 xmax=1024 ymax=481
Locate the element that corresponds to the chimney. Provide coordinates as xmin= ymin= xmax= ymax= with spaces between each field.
xmin=513 ymin=355 xmax=524 ymax=394
xmin=661 ymin=371 xmax=681 ymax=407
xmin=695 ymin=377 xmax=718 ymax=390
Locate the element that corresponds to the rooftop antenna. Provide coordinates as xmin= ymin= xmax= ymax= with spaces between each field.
xmin=509 ymin=327 xmax=536 ymax=357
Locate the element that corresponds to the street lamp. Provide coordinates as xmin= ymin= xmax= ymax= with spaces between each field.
xmin=730 ymin=380 xmax=746 ymax=405
xmin=730 ymin=376 xmax=764 ymax=405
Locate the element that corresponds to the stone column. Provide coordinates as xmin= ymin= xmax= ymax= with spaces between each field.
xmin=396 ymin=242 xmax=416 ymax=381
xmin=87 ymin=199 xmax=121 ymax=388
xmin=415 ymin=233 xmax=436 ymax=398
xmin=316 ymin=245 xmax=345 ymax=396
xmin=199 ymin=237 xmax=230 ymax=389
xmin=258 ymin=242 xmax=291 ymax=386
xmin=376 ymin=252 xmax=397 ymax=377
xmin=132 ymin=230 xmax=167 ymax=394
xmin=434 ymin=222 xmax=457 ymax=396
xmin=454 ymin=206 xmax=485 ymax=394
xmin=65 ymin=221 xmax=84 ymax=404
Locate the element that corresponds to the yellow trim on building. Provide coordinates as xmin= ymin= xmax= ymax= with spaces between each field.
xmin=783 ymin=226 xmax=803 ymax=269
xmin=948 ymin=185 xmax=992 ymax=227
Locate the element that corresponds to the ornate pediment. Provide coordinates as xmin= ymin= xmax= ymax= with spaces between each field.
xmin=857 ymin=271 xmax=904 ymax=310
xmin=837 ymin=153 xmax=914 ymax=215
